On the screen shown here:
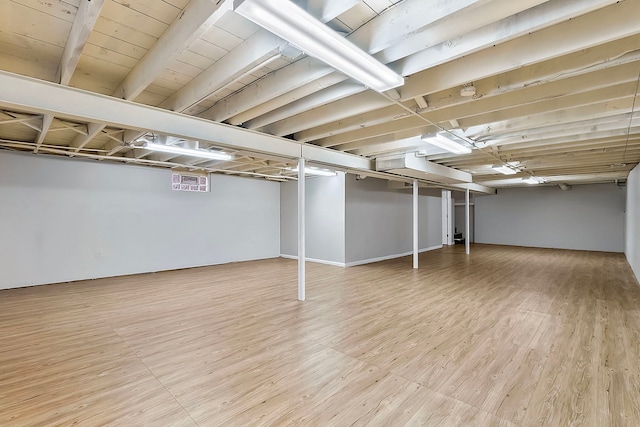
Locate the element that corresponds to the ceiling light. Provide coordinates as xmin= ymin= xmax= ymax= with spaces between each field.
xmin=523 ymin=177 xmax=543 ymax=185
xmin=289 ymin=166 xmax=337 ymax=176
xmin=492 ymin=164 xmax=518 ymax=175
xmin=234 ymin=0 xmax=404 ymax=93
xmin=421 ymin=132 xmax=472 ymax=154
xmin=143 ymin=141 xmax=233 ymax=161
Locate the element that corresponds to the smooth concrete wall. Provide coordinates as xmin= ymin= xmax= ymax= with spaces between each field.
xmin=280 ymin=173 xmax=346 ymax=265
xmin=475 ymin=184 xmax=625 ymax=252
xmin=626 ymin=165 xmax=640 ymax=281
xmin=0 ymin=151 xmax=280 ymax=290
xmin=345 ymin=175 xmax=442 ymax=265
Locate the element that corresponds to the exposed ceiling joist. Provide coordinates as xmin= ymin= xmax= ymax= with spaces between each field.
xmin=70 ymin=0 xmax=234 ymax=152
xmin=401 ymin=0 xmax=640 ymax=100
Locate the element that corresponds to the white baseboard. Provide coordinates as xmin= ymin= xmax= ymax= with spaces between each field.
xmin=345 ymin=245 xmax=443 ymax=267
xmin=280 ymin=245 xmax=443 ymax=268
xmin=279 ymin=254 xmax=346 ymax=268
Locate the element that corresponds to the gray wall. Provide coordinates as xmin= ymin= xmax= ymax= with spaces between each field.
xmin=280 ymin=173 xmax=346 ymax=264
xmin=626 ymin=165 xmax=640 ymax=281
xmin=345 ymin=175 xmax=442 ymax=264
xmin=475 ymin=184 xmax=625 ymax=252
xmin=0 ymin=151 xmax=280 ymax=290
xmin=454 ymin=205 xmax=475 ymax=242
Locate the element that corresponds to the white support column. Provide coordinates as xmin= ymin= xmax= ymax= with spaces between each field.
xmin=297 ymin=158 xmax=306 ymax=301
xmin=465 ymin=188 xmax=470 ymax=255
xmin=413 ymin=179 xmax=419 ymax=269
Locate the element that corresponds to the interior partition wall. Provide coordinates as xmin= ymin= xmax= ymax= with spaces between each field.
xmin=0 ymin=151 xmax=281 ymax=290
xmin=626 ymin=164 xmax=640 ymax=281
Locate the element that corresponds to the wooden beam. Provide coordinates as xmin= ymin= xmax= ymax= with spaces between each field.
xmin=57 ymin=0 xmax=105 ymax=86
xmin=0 ymin=71 xmax=373 ymax=172
xmin=247 ymin=81 xmax=365 ymax=130
xmin=72 ymin=0 xmax=233 ymax=152
xmin=401 ymin=0 xmax=640 ymax=99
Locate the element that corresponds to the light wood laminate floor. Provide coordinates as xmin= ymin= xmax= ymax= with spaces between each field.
xmin=1 ymin=244 xmax=639 ymax=426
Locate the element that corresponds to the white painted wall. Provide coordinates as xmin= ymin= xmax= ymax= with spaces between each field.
xmin=280 ymin=173 xmax=346 ymax=265
xmin=475 ymin=184 xmax=625 ymax=252
xmin=626 ymin=165 xmax=640 ymax=281
xmin=345 ymin=175 xmax=442 ymax=265
xmin=0 ymin=151 xmax=280 ymax=290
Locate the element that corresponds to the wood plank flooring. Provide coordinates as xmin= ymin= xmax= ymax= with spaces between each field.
xmin=1 ymin=244 xmax=639 ymax=426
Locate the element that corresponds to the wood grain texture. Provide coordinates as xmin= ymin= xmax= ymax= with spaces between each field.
xmin=0 ymin=244 xmax=639 ymax=426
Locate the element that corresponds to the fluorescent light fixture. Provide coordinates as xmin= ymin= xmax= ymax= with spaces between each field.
xmin=492 ymin=164 xmax=518 ymax=175
xmin=233 ymin=0 xmax=404 ymax=92
xmin=290 ymin=166 xmax=337 ymax=177
xmin=523 ymin=177 xmax=543 ymax=185
xmin=144 ymin=142 xmax=233 ymax=161
xmin=421 ymin=132 xmax=472 ymax=154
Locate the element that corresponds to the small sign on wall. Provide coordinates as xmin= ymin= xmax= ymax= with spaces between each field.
xmin=172 ymin=171 xmax=209 ymax=192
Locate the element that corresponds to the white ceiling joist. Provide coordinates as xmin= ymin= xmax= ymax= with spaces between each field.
xmin=39 ymin=0 xmax=105 ymax=154
xmin=481 ymin=114 xmax=640 ymax=146
xmin=159 ymin=29 xmax=287 ymax=113
xmin=213 ymin=0 xmax=611 ymax=138
xmin=349 ymin=0 xmax=492 ymax=55
xmin=57 ymin=0 xmax=105 ymax=86
xmin=401 ymin=0 xmax=640 ymax=100
xmin=71 ymin=0 xmax=233 ymax=152
xmin=375 ymin=0 xmax=549 ymax=65
xmin=457 ymin=83 xmax=638 ymax=130
xmin=266 ymin=3 xmax=637 ymax=145
xmin=305 ymin=0 xmax=360 ymax=24
xmin=248 ymin=81 xmax=366 ymax=130
xmin=479 ymin=171 xmax=629 ymax=187
xmin=200 ymin=57 xmax=335 ymax=122
xmin=490 ymin=125 xmax=640 ymax=152
xmin=202 ymin=0 xmax=493 ymax=124
xmin=115 ymin=0 xmax=233 ymax=102
xmin=337 ymin=126 xmax=435 ymax=154
xmin=260 ymin=91 xmax=392 ymax=136
xmin=115 ymin=29 xmax=292 ymax=154
xmin=296 ymin=105 xmax=410 ymax=143
xmin=319 ymin=118 xmax=433 ymax=149
xmin=464 ymin=99 xmax=639 ymax=139
xmin=413 ymin=37 xmax=640 ymax=116
xmin=227 ymin=73 xmax=348 ymax=126
xmin=395 ymin=0 xmax=620 ymax=77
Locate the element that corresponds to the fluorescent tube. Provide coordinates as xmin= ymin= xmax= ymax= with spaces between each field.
xmin=492 ymin=165 xmax=518 ymax=175
xmin=144 ymin=142 xmax=233 ymax=161
xmin=290 ymin=166 xmax=337 ymax=176
xmin=234 ymin=0 xmax=404 ymax=92
xmin=523 ymin=177 xmax=542 ymax=184
xmin=421 ymin=133 xmax=472 ymax=154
